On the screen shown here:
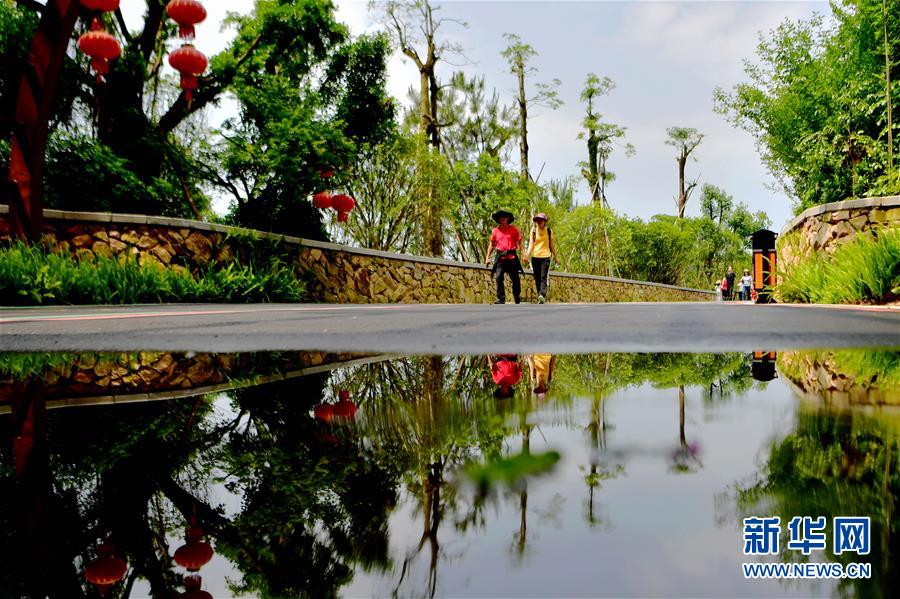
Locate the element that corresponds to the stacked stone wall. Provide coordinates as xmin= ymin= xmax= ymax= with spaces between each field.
xmin=0 ymin=206 xmax=713 ymax=303
xmin=778 ymin=196 xmax=900 ymax=269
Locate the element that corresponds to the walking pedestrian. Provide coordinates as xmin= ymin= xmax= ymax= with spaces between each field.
xmin=524 ymin=213 xmax=560 ymax=304
xmin=723 ymin=266 xmax=737 ymax=301
xmin=485 ymin=209 xmax=524 ymax=304
xmin=489 ymin=354 xmax=522 ymax=399
xmin=740 ymin=269 xmax=753 ymax=301
xmin=528 ymin=353 xmax=556 ymax=399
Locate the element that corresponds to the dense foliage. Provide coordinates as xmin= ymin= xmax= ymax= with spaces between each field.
xmin=1 ymin=0 xmax=395 ymax=239
xmin=716 ymin=0 xmax=900 ymax=212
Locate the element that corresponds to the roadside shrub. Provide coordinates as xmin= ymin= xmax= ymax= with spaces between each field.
xmin=778 ymin=229 xmax=900 ymax=304
xmin=0 ymin=242 xmax=304 ymax=305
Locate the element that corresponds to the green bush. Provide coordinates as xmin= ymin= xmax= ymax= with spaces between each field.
xmin=778 ymin=229 xmax=900 ymax=304
xmin=0 ymin=242 xmax=305 ymax=305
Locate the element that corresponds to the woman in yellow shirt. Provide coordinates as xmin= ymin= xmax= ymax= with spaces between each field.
xmin=524 ymin=213 xmax=560 ymax=304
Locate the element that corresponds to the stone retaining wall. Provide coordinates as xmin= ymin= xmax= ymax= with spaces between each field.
xmin=0 ymin=351 xmax=370 ymax=405
xmin=0 ymin=206 xmax=713 ymax=303
xmin=778 ymin=195 xmax=900 ymax=269
xmin=777 ymin=351 xmax=900 ymax=406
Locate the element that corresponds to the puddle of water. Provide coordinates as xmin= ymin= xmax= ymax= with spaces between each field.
xmin=0 ymin=350 xmax=898 ymax=597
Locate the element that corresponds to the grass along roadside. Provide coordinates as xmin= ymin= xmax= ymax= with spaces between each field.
xmin=0 ymin=242 xmax=304 ymax=306
xmin=777 ymin=228 xmax=900 ymax=305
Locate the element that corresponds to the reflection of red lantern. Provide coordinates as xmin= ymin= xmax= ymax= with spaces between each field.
xmin=173 ymin=526 xmax=214 ymax=572
xmin=312 ymin=191 xmax=332 ymax=210
xmin=180 ymin=574 xmax=213 ymax=599
xmin=333 ymin=399 xmax=357 ymax=420
xmin=338 ymin=390 xmax=350 ymax=402
xmin=81 ymin=0 xmax=120 ymax=10
xmin=168 ymin=44 xmax=208 ymax=106
xmin=85 ymin=542 xmax=127 ymax=595
xmin=314 ymin=403 xmax=334 ymax=422
xmin=77 ymin=25 xmax=121 ymax=82
xmin=166 ymin=0 xmax=207 ymax=40
xmin=331 ymin=194 xmax=355 ymax=213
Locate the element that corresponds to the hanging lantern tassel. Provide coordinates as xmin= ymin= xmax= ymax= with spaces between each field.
xmin=168 ymin=44 xmax=208 ymax=108
xmin=166 ymin=0 xmax=208 ymax=41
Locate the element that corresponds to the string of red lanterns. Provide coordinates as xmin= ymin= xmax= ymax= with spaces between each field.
xmin=75 ymin=0 xmax=208 ymax=109
xmin=166 ymin=0 xmax=208 ymax=107
xmin=312 ymin=169 xmax=356 ymax=224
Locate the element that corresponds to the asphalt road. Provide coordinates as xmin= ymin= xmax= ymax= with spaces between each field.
xmin=1 ymin=302 xmax=898 ymax=354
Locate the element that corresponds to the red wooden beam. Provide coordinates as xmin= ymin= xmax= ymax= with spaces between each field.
xmin=5 ymin=0 xmax=81 ymax=241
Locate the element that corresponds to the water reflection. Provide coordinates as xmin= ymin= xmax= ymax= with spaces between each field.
xmin=0 ymin=350 xmax=897 ymax=597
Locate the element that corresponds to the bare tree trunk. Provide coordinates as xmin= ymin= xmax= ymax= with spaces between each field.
xmin=515 ymin=59 xmax=529 ymax=180
xmin=676 ymin=152 xmax=687 ymax=218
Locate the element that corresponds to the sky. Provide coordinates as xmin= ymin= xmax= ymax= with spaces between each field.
xmin=119 ymin=0 xmax=830 ymax=229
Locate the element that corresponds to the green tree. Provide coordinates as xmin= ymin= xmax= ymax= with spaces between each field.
xmin=714 ymin=0 xmax=900 ymax=212
xmin=577 ymin=74 xmax=632 ymax=207
xmin=500 ymin=33 xmax=562 ymax=181
xmin=2 ymin=0 xmax=394 ymax=237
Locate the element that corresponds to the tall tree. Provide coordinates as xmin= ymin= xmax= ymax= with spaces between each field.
xmin=2 ymin=0 xmax=395 ymax=239
xmin=376 ymin=0 xmax=466 ymax=151
xmin=578 ymin=74 xmax=632 ymax=207
xmin=665 ymin=127 xmax=704 ymax=218
xmin=500 ymin=33 xmax=562 ymax=180
xmin=375 ymin=0 xmax=467 ymax=256
xmin=714 ymin=0 xmax=900 ymax=211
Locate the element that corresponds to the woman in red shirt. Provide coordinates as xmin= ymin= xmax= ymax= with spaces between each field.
xmin=484 ymin=210 xmax=524 ymax=304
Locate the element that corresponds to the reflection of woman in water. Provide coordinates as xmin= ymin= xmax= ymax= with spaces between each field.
xmin=489 ymin=355 xmax=522 ymax=398
xmin=527 ymin=354 xmax=555 ymax=399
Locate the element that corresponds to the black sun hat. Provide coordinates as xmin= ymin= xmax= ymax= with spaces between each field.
xmin=492 ymin=209 xmax=514 ymax=224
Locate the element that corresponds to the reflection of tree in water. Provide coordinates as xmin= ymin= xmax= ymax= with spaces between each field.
xmin=0 ymin=372 xmax=401 ymax=599
xmin=670 ymin=386 xmax=702 ymax=474
xmin=734 ymin=409 xmax=900 ymax=597
xmin=0 ymin=351 xmax=758 ymax=598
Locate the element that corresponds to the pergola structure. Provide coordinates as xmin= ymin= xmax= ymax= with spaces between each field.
xmin=5 ymin=0 xmax=81 ymax=241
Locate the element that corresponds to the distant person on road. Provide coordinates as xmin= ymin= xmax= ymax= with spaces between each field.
xmin=714 ymin=280 xmax=723 ymax=301
xmin=723 ymin=266 xmax=737 ymax=301
xmin=524 ymin=213 xmax=560 ymax=304
xmin=740 ymin=269 xmax=753 ymax=301
xmin=528 ymin=353 xmax=556 ymax=399
xmin=489 ymin=354 xmax=522 ymax=398
xmin=485 ymin=210 xmax=524 ymax=304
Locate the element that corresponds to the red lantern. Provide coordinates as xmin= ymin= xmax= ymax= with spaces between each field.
xmin=331 ymin=194 xmax=355 ymax=213
xmin=77 ymin=25 xmax=121 ymax=82
xmin=312 ymin=191 xmax=332 ymax=210
xmin=314 ymin=403 xmax=334 ymax=422
xmin=166 ymin=0 xmax=207 ymax=40
xmin=180 ymin=575 xmax=213 ymax=599
xmin=85 ymin=542 xmax=127 ymax=594
xmin=80 ymin=0 xmax=120 ymax=10
xmin=168 ymin=44 xmax=208 ymax=106
xmin=333 ymin=399 xmax=357 ymax=420
xmin=173 ymin=526 xmax=214 ymax=572
xmin=320 ymin=168 xmax=334 ymax=179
